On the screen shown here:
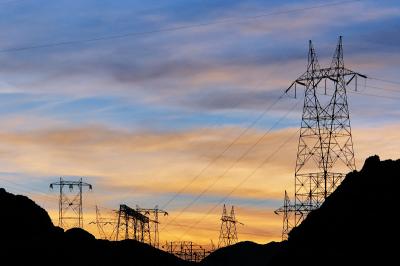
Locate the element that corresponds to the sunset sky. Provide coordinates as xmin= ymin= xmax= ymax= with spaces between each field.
xmin=1 ymin=0 xmax=400 ymax=246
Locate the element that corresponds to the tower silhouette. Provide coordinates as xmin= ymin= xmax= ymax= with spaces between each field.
xmin=49 ymin=177 xmax=92 ymax=229
xmin=276 ymin=37 xmax=366 ymax=239
xmin=274 ymin=191 xmax=294 ymax=240
xmin=136 ymin=205 xmax=168 ymax=248
xmin=218 ymin=204 xmax=242 ymax=248
xmin=115 ymin=204 xmax=151 ymax=243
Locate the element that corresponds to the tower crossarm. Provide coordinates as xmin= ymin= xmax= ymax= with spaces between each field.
xmin=49 ymin=180 xmax=93 ymax=189
xmin=285 ymin=67 xmax=367 ymax=95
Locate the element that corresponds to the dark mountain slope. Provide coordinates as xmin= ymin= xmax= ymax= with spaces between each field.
xmin=0 ymin=188 xmax=192 ymax=266
xmin=201 ymin=156 xmax=399 ymax=266
xmin=271 ymin=155 xmax=399 ymax=265
xmin=1 ymin=155 xmax=398 ymax=265
xmin=200 ymin=241 xmax=284 ymax=266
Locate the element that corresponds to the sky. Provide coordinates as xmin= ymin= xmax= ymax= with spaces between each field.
xmin=1 ymin=0 xmax=400 ymax=246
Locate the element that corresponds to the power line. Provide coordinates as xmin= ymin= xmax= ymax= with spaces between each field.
xmin=176 ymin=127 xmax=300 ymax=240
xmin=161 ymin=92 xmax=287 ymax=210
xmin=163 ymin=101 xmax=299 ymax=236
xmin=167 ymin=221 xmax=273 ymax=238
xmin=349 ymin=90 xmax=400 ymax=101
xmin=368 ymin=76 xmax=400 ymax=86
xmin=0 ymin=0 xmax=362 ymax=53
xmin=365 ymin=84 xmax=400 ymax=94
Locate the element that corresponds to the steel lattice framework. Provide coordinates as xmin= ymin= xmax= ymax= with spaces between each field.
xmin=274 ymin=191 xmax=294 ymax=240
xmin=136 ymin=205 xmax=168 ymax=248
xmin=115 ymin=204 xmax=151 ymax=243
xmin=276 ymin=37 xmax=366 ymax=239
xmin=164 ymin=241 xmax=208 ymax=262
xmin=218 ymin=204 xmax=243 ymax=248
xmin=89 ymin=206 xmax=117 ymax=240
xmin=50 ymin=177 xmax=92 ymax=229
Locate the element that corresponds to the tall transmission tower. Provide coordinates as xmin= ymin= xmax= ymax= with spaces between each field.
xmin=218 ymin=204 xmax=243 ymax=248
xmin=115 ymin=204 xmax=151 ymax=244
xmin=49 ymin=177 xmax=92 ymax=229
xmin=275 ymin=36 xmax=366 ymax=239
xmin=136 ymin=205 xmax=168 ymax=248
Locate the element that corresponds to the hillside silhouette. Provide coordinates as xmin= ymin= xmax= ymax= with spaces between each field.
xmin=0 ymin=155 xmax=398 ymax=265
xmin=0 ymin=188 xmax=192 ymax=266
xmin=201 ymin=155 xmax=399 ymax=266
xmin=200 ymin=241 xmax=284 ymax=266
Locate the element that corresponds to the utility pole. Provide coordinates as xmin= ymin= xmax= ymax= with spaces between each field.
xmin=50 ymin=177 xmax=92 ymax=229
xmin=275 ymin=36 xmax=366 ymax=239
xmin=218 ymin=204 xmax=243 ymax=248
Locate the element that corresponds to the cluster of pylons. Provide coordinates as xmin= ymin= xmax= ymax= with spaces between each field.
xmin=49 ymin=178 xmax=242 ymax=262
xmin=47 ymin=36 xmax=366 ymax=261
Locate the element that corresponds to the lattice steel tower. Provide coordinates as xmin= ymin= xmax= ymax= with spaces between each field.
xmin=218 ymin=204 xmax=242 ymax=248
xmin=50 ymin=177 xmax=92 ymax=229
xmin=274 ymin=191 xmax=294 ymax=240
xmin=136 ymin=205 xmax=168 ymax=248
xmin=276 ymin=37 xmax=366 ymax=239
xmin=115 ymin=204 xmax=151 ymax=244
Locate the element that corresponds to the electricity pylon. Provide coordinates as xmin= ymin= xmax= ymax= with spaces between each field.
xmin=89 ymin=206 xmax=117 ymax=240
xmin=218 ymin=204 xmax=243 ymax=248
xmin=115 ymin=204 xmax=151 ymax=244
xmin=50 ymin=177 xmax=92 ymax=229
xmin=274 ymin=191 xmax=294 ymax=240
xmin=276 ymin=36 xmax=366 ymax=239
xmin=165 ymin=241 xmax=207 ymax=262
xmin=136 ymin=205 xmax=168 ymax=248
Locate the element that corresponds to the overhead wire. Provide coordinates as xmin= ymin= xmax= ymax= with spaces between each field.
xmin=0 ymin=0 xmax=362 ymax=53
xmin=176 ymin=127 xmax=300 ymax=240
xmin=162 ymin=99 xmax=300 ymax=234
xmin=172 ymin=76 xmax=400 ymax=240
xmin=161 ymin=92 xmax=287 ymax=210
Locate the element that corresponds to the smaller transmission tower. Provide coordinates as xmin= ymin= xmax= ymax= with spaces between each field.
xmin=274 ymin=191 xmax=294 ymax=240
xmin=50 ymin=177 xmax=92 ymax=229
xmin=115 ymin=204 xmax=151 ymax=244
xmin=89 ymin=206 xmax=117 ymax=240
xmin=165 ymin=241 xmax=207 ymax=262
xmin=136 ymin=205 xmax=168 ymax=248
xmin=218 ymin=204 xmax=243 ymax=248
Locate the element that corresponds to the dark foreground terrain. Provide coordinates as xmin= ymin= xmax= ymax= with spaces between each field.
xmin=1 ymin=155 xmax=398 ymax=265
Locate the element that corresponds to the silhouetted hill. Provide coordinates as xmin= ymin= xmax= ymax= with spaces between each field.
xmin=201 ymin=156 xmax=399 ymax=265
xmin=200 ymin=241 xmax=284 ymax=266
xmin=270 ymin=155 xmax=399 ymax=265
xmin=0 ymin=188 xmax=192 ymax=266
xmin=1 ymin=156 xmax=398 ymax=265
xmin=0 ymin=188 xmax=58 ymax=240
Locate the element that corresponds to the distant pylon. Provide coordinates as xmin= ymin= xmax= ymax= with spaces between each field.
xmin=276 ymin=36 xmax=366 ymax=239
xmin=274 ymin=191 xmax=294 ymax=240
xmin=50 ymin=177 xmax=92 ymax=229
xmin=89 ymin=206 xmax=117 ymax=240
xmin=115 ymin=204 xmax=151 ymax=244
xmin=136 ymin=205 xmax=168 ymax=248
xmin=218 ymin=205 xmax=243 ymax=248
